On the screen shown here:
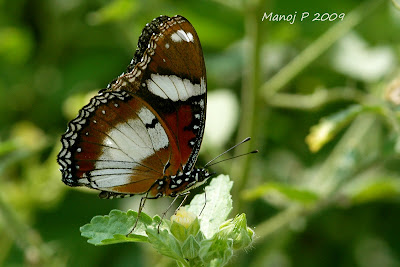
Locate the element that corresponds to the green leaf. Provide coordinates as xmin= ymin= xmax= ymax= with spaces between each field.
xmin=186 ymin=217 xmax=201 ymax=237
xmin=170 ymin=221 xmax=188 ymax=242
xmin=146 ymin=227 xmax=186 ymax=264
xmin=195 ymin=231 xmax=206 ymax=244
xmin=80 ymin=209 xmax=152 ymax=245
xmin=186 ymin=175 xmax=233 ymax=238
xmin=182 ymin=235 xmax=200 ymax=260
xmin=101 ymin=233 xmax=147 ymax=245
xmin=170 ymin=214 xmax=201 ymax=243
xmin=348 ymin=177 xmax=400 ymax=204
xmin=199 ymin=235 xmax=233 ymax=266
xmin=242 ymin=182 xmax=319 ymax=205
xmin=218 ymin=214 xmax=254 ymax=250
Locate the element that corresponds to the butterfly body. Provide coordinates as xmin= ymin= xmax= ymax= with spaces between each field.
xmin=57 ymin=15 xmax=211 ymax=200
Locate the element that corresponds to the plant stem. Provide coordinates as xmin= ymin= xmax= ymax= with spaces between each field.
xmin=231 ymin=0 xmax=262 ymax=212
xmin=266 ymin=87 xmax=366 ymax=110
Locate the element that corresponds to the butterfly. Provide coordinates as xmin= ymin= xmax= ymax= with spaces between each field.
xmin=57 ymin=15 xmax=212 ymax=208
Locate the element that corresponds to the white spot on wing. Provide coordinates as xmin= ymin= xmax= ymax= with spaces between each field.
xmin=147 ymin=74 xmax=203 ymax=101
xmin=91 ymin=173 xmax=132 ymax=188
xmin=91 ymin=168 xmax=134 ymax=177
xmin=103 ymin=137 xmax=118 ymax=148
xmin=95 ymin=112 xmax=162 ymax=172
xmin=96 ymin=161 xmax=137 ymax=170
xmin=137 ymin=106 xmax=155 ymax=125
xmin=170 ymin=75 xmax=189 ymax=100
xmin=146 ymin=75 xmax=169 ymax=100
xmin=199 ymin=99 xmax=205 ymax=108
xmin=183 ymin=78 xmax=201 ymax=99
xmin=125 ymin=117 xmax=152 ymax=148
xmin=171 ymin=30 xmax=194 ymax=43
xmin=98 ymin=147 xmax=132 ymax=162
xmin=137 ymin=107 xmax=169 ymax=151
xmin=200 ymin=76 xmax=206 ymax=94
xmin=187 ymin=32 xmax=194 ymax=42
xmin=78 ymin=178 xmax=89 ymax=184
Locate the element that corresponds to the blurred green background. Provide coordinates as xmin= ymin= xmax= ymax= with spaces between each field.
xmin=1 ymin=0 xmax=400 ymax=266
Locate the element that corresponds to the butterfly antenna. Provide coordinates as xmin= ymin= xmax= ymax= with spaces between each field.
xmin=204 ymin=137 xmax=254 ymax=168
xmin=205 ymin=150 xmax=258 ymax=167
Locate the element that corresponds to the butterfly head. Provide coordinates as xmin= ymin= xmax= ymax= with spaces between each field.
xmin=166 ymin=168 xmax=213 ymax=197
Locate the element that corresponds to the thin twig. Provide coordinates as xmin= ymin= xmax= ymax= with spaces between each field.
xmin=266 ymin=87 xmax=366 ymax=110
xmin=231 ymin=0 xmax=263 ymax=213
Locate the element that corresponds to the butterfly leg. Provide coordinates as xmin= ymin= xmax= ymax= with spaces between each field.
xmin=126 ymin=189 xmax=164 ymax=236
xmin=199 ymin=188 xmax=207 ymax=216
xmin=174 ymin=192 xmax=190 ymax=214
xmin=157 ymin=192 xmax=190 ymax=233
xmin=126 ymin=191 xmax=153 ymax=236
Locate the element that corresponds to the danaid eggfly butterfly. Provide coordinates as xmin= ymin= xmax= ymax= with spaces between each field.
xmin=57 ymin=15 xmax=212 ymax=222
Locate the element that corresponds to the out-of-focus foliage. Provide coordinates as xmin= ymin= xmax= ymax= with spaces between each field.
xmin=1 ymin=0 xmax=400 ymax=266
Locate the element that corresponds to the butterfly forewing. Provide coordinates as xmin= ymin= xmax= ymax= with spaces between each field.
xmin=125 ymin=15 xmax=207 ymax=173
